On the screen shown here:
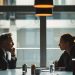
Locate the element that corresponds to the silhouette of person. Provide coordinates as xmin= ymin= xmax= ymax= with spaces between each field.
xmin=55 ymin=33 xmax=75 ymax=71
xmin=0 ymin=33 xmax=17 ymax=70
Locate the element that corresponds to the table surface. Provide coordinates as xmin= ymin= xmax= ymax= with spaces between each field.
xmin=0 ymin=68 xmax=72 ymax=75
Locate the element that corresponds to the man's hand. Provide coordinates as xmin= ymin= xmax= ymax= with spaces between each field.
xmin=11 ymin=47 xmax=15 ymax=56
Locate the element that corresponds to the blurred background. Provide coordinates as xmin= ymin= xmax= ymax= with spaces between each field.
xmin=0 ymin=0 xmax=75 ymax=68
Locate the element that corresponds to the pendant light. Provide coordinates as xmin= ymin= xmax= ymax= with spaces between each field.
xmin=34 ymin=0 xmax=54 ymax=16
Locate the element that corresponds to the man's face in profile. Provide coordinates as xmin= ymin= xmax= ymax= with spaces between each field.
xmin=3 ymin=37 xmax=14 ymax=51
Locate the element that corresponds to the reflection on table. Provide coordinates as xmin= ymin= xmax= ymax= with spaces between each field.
xmin=0 ymin=68 xmax=72 ymax=75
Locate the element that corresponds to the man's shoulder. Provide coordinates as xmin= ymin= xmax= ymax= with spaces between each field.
xmin=0 ymin=48 xmax=5 ymax=56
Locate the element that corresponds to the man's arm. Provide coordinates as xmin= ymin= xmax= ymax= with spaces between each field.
xmin=8 ymin=48 xmax=17 ymax=69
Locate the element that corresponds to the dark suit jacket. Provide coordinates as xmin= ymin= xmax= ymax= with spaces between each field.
xmin=0 ymin=48 xmax=17 ymax=70
xmin=57 ymin=44 xmax=75 ymax=71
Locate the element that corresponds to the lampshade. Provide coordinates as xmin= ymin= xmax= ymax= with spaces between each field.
xmin=35 ymin=0 xmax=53 ymax=5
xmin=35 ymin=8 xmax=53 ymax=16
xmin=34 ymin=0 xmax=54 ymax=8
xmin=34 ymin=0 xmax=54 ymax=16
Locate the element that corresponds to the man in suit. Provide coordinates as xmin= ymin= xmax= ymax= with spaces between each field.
xmin=0 ymin=33 xmax=17 ymax=70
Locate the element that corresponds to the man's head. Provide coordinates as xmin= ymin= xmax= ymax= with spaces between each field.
xmin=0 ymin=33 xmax=14 ymax=51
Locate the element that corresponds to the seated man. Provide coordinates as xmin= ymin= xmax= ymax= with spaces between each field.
xmin=0 ymin=33 xmax=17 ymax=70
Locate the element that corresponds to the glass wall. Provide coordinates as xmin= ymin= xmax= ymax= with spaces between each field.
xmin=16 ymin=16 xmax=40 ymax=67
xmin=16 ymin=0 xmax=75 ymax=5
xmin=1 ymin=0 xmax=75 ymax=6
xmin=17 ymin=28 xmax=40 ymax=67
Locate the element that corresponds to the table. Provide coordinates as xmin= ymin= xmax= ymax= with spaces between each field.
xmin=41 ymin=69 xmax=72 ymax=75
xmin=0 ymin=68 xmax=72 ymax=75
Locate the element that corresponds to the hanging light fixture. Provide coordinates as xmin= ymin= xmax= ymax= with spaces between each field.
xmin=34 ymin=0 xmax=54 ymax=16
xmin=35 ymin=8 xmax=53 ymax=16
